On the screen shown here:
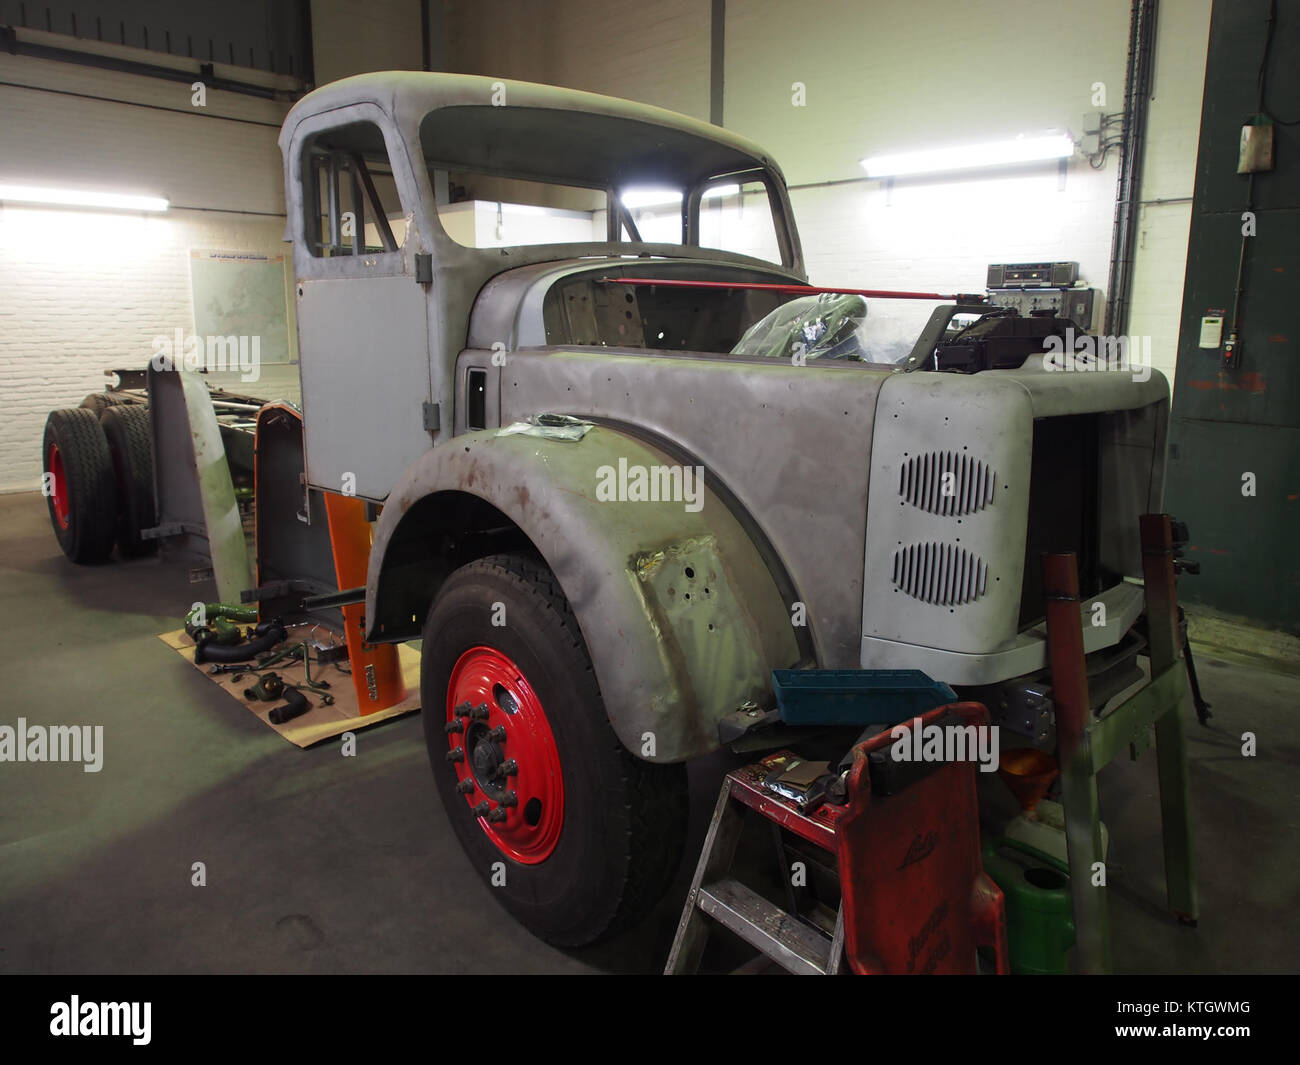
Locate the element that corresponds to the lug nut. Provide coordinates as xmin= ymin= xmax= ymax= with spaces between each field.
xmin=470 ymin=703 xmax=490 ymax=721
xmin=455 ymin=778 xmax=475 ymax=794
xmin=487 ymin=725 xmax=507 ymax=742
xmin=495 ymin=758 xmax=519 ymax=778
xmin=487 ymin=808 xmax=508 ymax=823
xmin=471 ymin=801 xmax=492 ymax=818
xmin=444 ymin=719 xmax=464 ymax=734
xmin=445 ymin=747 xmax=465 ymax=763
xmin=453 ymin=701 xmax=473 ymax=718
xmin=499 ymin=790 xmax=518 ymax=808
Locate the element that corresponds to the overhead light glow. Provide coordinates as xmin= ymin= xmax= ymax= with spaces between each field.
xmin=619 ymin=184 xmax=741 ymax=210
xmin=860 ymin=134 xmax=1075 ymax=179
xmin=620 ymin=187 xmax=680 ymax=209
xmin=0 ymin=184 xmax=170 ymax=212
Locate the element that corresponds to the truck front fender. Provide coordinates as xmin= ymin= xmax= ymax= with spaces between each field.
xmin=366 ymin=426 xmax=800 ymax=761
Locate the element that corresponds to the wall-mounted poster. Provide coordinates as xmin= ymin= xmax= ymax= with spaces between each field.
xmin=188 ymin=250 xmax=291 ymax=366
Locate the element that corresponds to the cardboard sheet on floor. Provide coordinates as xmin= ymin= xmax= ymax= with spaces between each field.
xmin=160 ymin=629 xmax=421 ymax=747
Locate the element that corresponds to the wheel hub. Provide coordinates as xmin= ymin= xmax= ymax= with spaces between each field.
xmin=47 ymin=443 xmax=70 ymax=529
xmin=445 ymin=646 xmax=564 ymax=864
xmin=468 ymin=729 xmax=506 ymax=799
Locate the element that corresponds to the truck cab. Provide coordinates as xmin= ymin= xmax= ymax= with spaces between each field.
xmin=276 ymin=72 xmax=1168 ymax=947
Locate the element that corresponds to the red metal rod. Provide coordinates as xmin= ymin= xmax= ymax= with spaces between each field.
xmin=1041 ymin=553 xmax=1091 ymax=763
xmin=598 ymin=277 xmax=986 ymax=302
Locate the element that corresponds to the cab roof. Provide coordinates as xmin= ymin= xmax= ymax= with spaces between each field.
xmin=280 ymin=71 xmax=785 ymax=190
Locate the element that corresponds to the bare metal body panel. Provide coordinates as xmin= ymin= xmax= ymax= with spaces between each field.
xmin=366 ymin=426 xmax=800 ymax=760
xmin=494 ymin=348 xmax=889 ymax=669
xmin=281 ymin=72 xmax=1170 ymax=761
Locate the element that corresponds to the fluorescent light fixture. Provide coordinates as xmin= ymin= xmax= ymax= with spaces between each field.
xmin=0 ymin=184 xmax=169 ymax=212
xmin=619 ymin=184 xmax=741 ymax=210
xmin=860 ymin=134 xmax=1074 ymax=179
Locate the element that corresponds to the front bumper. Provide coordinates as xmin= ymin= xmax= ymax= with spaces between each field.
xmin=859 ymin=579 xmax=1145 ymax=686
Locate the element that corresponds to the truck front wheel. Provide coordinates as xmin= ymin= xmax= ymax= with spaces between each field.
xmin=421 ymin=552 xmax=688 ymax=947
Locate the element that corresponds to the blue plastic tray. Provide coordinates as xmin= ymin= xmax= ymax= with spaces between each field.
xmin=771 ymin=669 xmax=957 ymax=727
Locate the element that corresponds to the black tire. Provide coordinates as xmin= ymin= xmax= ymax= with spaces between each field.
xmin=421 ymin=552 xmax=689 ymax=947
xmin=79 ymin=392 xmax=130 ymax=417
xmin=42 ymin=408 xmax=118 ymax=564
xmin=100 ymin=404 xmax=157 ymax=557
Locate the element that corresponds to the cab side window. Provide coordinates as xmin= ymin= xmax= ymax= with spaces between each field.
xmin=303 ymin=121 xmax=407 ymax=257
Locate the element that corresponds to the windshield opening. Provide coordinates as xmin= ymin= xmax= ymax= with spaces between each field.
xmin=419 ymin=106 xmax=790 ymax=264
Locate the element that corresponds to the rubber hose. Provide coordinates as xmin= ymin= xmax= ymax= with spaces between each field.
xmin=268 ymin=687 xmax=310 ymax=725
xmin=185 ymin=602 xmax=259 ymax=629
xmin=194 ymin=622 xmax=287 ymax=665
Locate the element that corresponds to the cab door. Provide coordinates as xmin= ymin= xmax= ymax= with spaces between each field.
xmin=290 ymin=106 xmax=433 ymax=501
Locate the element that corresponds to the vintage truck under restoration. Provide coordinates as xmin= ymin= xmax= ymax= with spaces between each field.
xmin=46 ymin=72 xmax=1169 ymax=948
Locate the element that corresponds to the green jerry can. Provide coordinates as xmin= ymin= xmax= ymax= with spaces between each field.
xmin=982 ymin=838 xmax=1075 ymax=975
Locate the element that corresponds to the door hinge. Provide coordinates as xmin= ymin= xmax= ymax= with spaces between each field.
xmin=422 ymin=402 xmax=441 ymax=432
xmin=415 ymin=253 xmax=432 ymax=285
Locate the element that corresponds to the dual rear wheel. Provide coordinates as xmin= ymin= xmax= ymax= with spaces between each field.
xmin=42 ymin=401 xmax=156 ymax=563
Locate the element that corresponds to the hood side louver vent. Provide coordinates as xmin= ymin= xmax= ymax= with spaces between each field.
xmin=899 ymin=451 xmax=996 ymax=516
xmin=892 ymin=542 xmax=988 ymax=606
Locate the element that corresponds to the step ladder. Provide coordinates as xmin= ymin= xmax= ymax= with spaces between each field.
xmin=667 ymin=703 xmax=1009 ymax=975
xmin=665 ymin=755 xmax=848 ymax=975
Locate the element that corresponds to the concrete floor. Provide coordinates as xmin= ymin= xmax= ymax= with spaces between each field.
xmin=1 ymin=490 xmax=1297 ymax=974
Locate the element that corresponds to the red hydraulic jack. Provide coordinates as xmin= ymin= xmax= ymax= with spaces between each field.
xmin=1043 ymin=513 xmax=1198 ymax=974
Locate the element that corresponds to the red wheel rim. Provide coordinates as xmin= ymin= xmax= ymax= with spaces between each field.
xmin=47 ymin=443 xmax=70 ymax=529
xmin=446 ymin=646 xmax=564 ymax=864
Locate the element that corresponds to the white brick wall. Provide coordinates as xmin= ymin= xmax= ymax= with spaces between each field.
xmin=0 ymin=53 xmax=291 ymax=492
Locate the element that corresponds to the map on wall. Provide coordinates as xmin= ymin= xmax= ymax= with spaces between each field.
xmin=189 ymin=250 xmax=291 ymax=365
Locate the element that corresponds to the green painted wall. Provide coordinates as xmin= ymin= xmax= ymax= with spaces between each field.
xmin=1166 ymin=0 xmax=1300 ymax=634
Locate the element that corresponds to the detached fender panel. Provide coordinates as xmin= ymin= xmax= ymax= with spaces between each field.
xmin=367 ymin=426 xmax=800 ymax=761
